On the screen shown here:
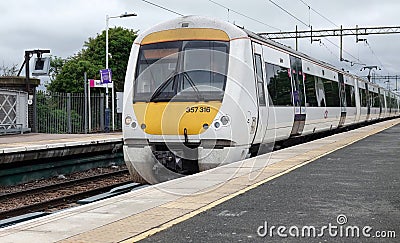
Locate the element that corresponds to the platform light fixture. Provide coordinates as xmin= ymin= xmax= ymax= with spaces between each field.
xmin=105 ymin=12 xmax=137 ymax=132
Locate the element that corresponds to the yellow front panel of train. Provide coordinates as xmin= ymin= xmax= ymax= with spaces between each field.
xmin=133 ymin=101 xmax=221 ymax=135
xmin=141 ymin=28 xmax=230 ymax=45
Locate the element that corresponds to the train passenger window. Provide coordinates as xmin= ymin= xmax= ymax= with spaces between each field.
xmin=254 ymin=54 xmax=266 ymax=106
xmin=359 ymin=88 xmax=367 ymax=107
xmin=376 ymin=93 xmax=381 ymax=108
xmin=339 ymin=83 xmax=347 ymax=108
xmin=372 ymin=92 xmax=380 ymax=108
xmin=323 ymin=79 xmax=340 ymax=107
xmin=304 ymin=74 xmax=318 ymax=107
xmin=345 ymin=85 xmax=356 ymax=107
xmin=369 ymin=92 xmax=374 ymax=107
xmin=315 ymin=77 xmax=326 ymax=107
xmin=379 ymin=93 xmax=384 ymax=109
xmin=363 ymin=89 xmax=368 ymax=107
xmin=265 ymin=63 xmax=292 ymax=106
xmin=289 ymin=56 xmax=305 ymax=107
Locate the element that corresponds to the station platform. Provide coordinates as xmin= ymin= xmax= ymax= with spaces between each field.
xmin=0 ymin=119 xmax=399 ymax=242
xmin=0 ymin=133 xmax=122 ymax=165
xmin=0 ymin=132 xmax=122 ymax=152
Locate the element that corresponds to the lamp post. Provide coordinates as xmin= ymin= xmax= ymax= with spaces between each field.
xmin=105 ymin=12 xmax=137 ymax=132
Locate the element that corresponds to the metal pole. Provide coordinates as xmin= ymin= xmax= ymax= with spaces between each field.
xmin=24 ymin=51 xmax=31 ymax=129
xmin=106 ymin=15 xmax=109 ymax=72
xmin=25 ymin=51 xmax=30 ymax=93
xmin=367 ymin=69 xmax=371 ymax=83
xmin=112 ymin=82 xmax=115 ymax=131
xmin=340 ymin=25 xmax=343 ymax=61
xmin=100 ymin=93 xmax=105 ymax=131
xmin=88 ymin=79 xmax=91 ymax=133
xmin=33 ymin=90 xmax=37 ymax=132
xmin=84 ymin=72 xmax=88 ymax=134
xmin=356 ymin=25 xmax=359 ymax=42
xmin=67 ymin=93 xmax=72 ymax=133
xmin=105 ymin=15 xmax=110 ymax=133
xmin=295 ymin=25 xmax=298 ymax=51
xmin=105 ymin=13 xmax=136 ymax=132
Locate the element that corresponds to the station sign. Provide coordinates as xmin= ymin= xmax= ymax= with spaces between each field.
xmin=100 ymin=69 xmax=112 ymax=84
xmin=89 ymin=79 xmax=113 ymax=88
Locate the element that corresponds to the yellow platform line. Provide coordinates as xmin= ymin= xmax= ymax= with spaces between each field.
xmin=121 ymin=119 xmax=400 ymax=242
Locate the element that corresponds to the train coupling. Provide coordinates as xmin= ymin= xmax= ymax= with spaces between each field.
xmin=152 ymin=150 xmax=198 ymax=175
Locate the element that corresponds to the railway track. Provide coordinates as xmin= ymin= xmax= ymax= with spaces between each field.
xmin=0 ymin=170 xmax=133 ymax=220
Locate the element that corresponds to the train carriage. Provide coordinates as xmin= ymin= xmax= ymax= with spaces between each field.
xmin=123 ymin=16 xmax=399 ymax=184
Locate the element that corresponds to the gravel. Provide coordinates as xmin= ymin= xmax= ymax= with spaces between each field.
xmin=0 ymin=165 xmax=128 ymax=195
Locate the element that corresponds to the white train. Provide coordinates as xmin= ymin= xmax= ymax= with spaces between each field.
xmin=123 ymin=16 xmax=400 ymax=184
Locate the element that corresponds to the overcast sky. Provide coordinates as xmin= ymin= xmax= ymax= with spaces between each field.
xmin=1 ymin=0 xmax=400 ymax=89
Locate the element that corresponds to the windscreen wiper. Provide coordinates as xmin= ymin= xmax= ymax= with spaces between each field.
xmin=149 ymin=75 xmax=175 ymax=102
xmin=182 ymin=71 xmax=204 ymax=101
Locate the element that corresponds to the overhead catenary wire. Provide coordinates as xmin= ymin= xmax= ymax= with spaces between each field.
xmin=297 ymin=0 xmax=339 ymax=28
xmin=325 ymin=38 xmax=361 ymax=62
xmin=267 ymin=0 xmax=365 ymax=67
xmin=141 ymin=0 xmax=184 ymax=16
xmin=297 ymin=0 xmax=386 ymax=72
xmin=267 ymin=0 xmax=310 ymax=28
xmin=364 ymin=40 xmax=386 ymax=70
xmin=140 ymin=0 xmax=389 ymax=79
xmin=208 ymin=0 xmax=281 ymax=31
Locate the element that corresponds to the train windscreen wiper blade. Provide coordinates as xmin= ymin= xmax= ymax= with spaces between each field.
xmin=149 ymin=77 xmax=174 ymax=102
xmin=182 ymin=71 xmax=204 ymax=101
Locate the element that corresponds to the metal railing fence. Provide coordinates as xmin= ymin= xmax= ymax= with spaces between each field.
xmin=35 ymin=91 xmax=121 ymax=134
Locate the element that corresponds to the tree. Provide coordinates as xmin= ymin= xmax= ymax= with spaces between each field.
xmin=0 ymin=63 xmax=19 ymax=76
xmin=48 ymin=27 xmax=137 ymax=93
xmin=48 ymin=56 xmax=65 ymax=82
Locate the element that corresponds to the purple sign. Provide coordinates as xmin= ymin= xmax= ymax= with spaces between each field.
xmin=100 ymin=69 xmax=112 ymax=84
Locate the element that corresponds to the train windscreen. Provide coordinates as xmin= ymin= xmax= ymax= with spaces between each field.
xmin=133 ymin=40 xmax=229 ymax=102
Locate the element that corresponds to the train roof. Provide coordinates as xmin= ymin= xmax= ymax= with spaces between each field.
xmin=134 ymin=15 xmax=248 ymax=45
xmin=135 ymin=15 xmax=395 ymax=95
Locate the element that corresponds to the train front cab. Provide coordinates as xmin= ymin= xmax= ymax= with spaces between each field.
xmin=123 ymin=23 xmax=261 ymax=184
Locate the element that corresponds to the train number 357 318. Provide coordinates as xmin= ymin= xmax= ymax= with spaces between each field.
xmin=186 ymin=106 xmax=211 ymax=113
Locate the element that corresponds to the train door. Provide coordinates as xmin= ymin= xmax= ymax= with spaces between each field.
xmin=378 ymin=88 xmax=383 ymax=117
xmin=252 ymin=43 xmax=268 ymax=145
xmin=338 ymin=73 xmax=347 ymax=126
xmin=365 ymin=83 xmax=371 ymax=120
xmin=289 ymin=55 xmax=306 ymax=136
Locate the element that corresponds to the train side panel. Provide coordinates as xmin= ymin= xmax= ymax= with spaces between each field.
xmin=262 ymin=45 xmax=293 ymax=143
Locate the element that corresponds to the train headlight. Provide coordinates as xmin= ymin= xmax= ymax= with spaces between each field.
xmin=125 ymin=116 xmax=132 ymax=125
xmin=220 ymin=115 xmax=230 ymax=125
xmin=214 ymin=121 xmax=221 ymax=129
xmin=140 ymin=123 xmax=147 ymax=130
xmin=131 ymin=121 xmax=137 ymax=129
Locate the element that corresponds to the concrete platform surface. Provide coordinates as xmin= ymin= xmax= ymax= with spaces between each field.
xmin=144 ymin=122 xmax=400 ymax=242
xmin=0 ymin=119 xmax=399 ymax=243
xmin=0 ymin=133 xmax=122 ymax=154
